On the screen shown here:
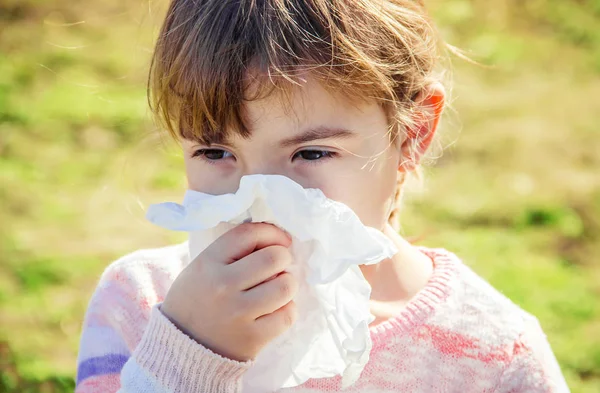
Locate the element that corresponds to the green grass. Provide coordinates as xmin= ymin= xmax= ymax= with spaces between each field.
xmin=1 ymin=0 xmax=599 ymax=391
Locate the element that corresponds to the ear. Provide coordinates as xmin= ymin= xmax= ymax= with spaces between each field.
xmin=398 ymin=82 xmax=445 ymax=172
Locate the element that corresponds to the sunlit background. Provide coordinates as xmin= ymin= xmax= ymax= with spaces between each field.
xmin=1 ymin=0 xmax=599 ymax=391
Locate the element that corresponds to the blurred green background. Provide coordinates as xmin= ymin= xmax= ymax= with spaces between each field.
xmin=1 ymin=0 xmax=599 ymax=392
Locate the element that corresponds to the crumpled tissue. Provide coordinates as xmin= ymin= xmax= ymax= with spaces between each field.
xmin=146 ymin=174 xmax=397 ymax=392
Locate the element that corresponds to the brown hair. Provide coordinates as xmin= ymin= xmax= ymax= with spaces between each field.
xmin=148 ymin=0 xmax=447 ymax=228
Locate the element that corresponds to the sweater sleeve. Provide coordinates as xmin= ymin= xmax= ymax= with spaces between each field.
xmin=75 ymin=253 xmax=253 ymax=393
xmin=495 ymin=315 xmax=570 ymax=393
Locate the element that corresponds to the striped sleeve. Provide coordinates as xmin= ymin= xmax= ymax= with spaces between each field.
xmin=76 ymin=257 xmax=141 ymax=392
xmin=75 ymin=252 xmax=253 ymax=393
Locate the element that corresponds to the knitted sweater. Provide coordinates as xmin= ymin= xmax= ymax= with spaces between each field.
xmin=75 ymin=243 xmax=569 ymax=392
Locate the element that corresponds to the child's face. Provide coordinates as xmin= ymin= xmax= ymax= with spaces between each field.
xmin=182 ymin=79 xmax=401 ymax=230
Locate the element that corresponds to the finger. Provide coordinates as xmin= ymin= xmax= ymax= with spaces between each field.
xmin=241 ymin=272 xmax=298 ymax=317
xmin=226 ymin=245 xmax=292 ymax=290
xmin=204 ymin=222 xmax=292 ymax=265
xmin=254 ymin=300 xmax=298 ymax=339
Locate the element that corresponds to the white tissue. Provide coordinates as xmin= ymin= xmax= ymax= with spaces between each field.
xmin=147 ymin=175 xmax=397 ymax=392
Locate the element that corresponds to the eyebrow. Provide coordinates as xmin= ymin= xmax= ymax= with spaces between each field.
xmin=279 ymin=126 xmax=357 ymax=148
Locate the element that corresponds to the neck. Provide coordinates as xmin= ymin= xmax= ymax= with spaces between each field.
xmin=360 ymin=224 xmax=434 ymax=305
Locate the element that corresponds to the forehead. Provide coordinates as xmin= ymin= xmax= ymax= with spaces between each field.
xmin=181 ymin=74 xmax=390 ymax=146
xmin=240 ymin=78 xmax=386 ymax=138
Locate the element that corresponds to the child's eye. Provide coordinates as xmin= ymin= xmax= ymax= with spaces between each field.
xmin=292 ymin=149 xmax=335 ymax=162
xmin=192 ymin=148 xmax=234 ymax=161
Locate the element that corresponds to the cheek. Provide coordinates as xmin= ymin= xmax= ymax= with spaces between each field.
xmin=316 ymin=154 xmax=399 ymax=230
xmin=184 ymin=155 xmax=239 ymax=194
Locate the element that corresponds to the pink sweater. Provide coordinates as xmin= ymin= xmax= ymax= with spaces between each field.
xmin=75 ymin=243 xmax=569 ymax=392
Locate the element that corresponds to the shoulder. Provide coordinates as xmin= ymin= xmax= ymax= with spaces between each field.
xmin=84 ymin=243 xmax=189 ymax=346
xmin=95 ymin=242 xmax=190 ymax=297
xmin=421 ymin=248 xmax=544 ymax=357
xmin=100 ymin=242 xmax=190 ymax=282
xmin=94 ymin=241 xmax=190 ymax=305
xmin=404 ymin=248 xmax=568 ymax=391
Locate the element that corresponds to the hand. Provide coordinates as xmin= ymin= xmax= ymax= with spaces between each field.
xmin=161 ymin=223 xmax=299 ymax=361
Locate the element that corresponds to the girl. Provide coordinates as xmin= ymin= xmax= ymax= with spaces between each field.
xmin=76 ymin=0 xmax=569 ymax=392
